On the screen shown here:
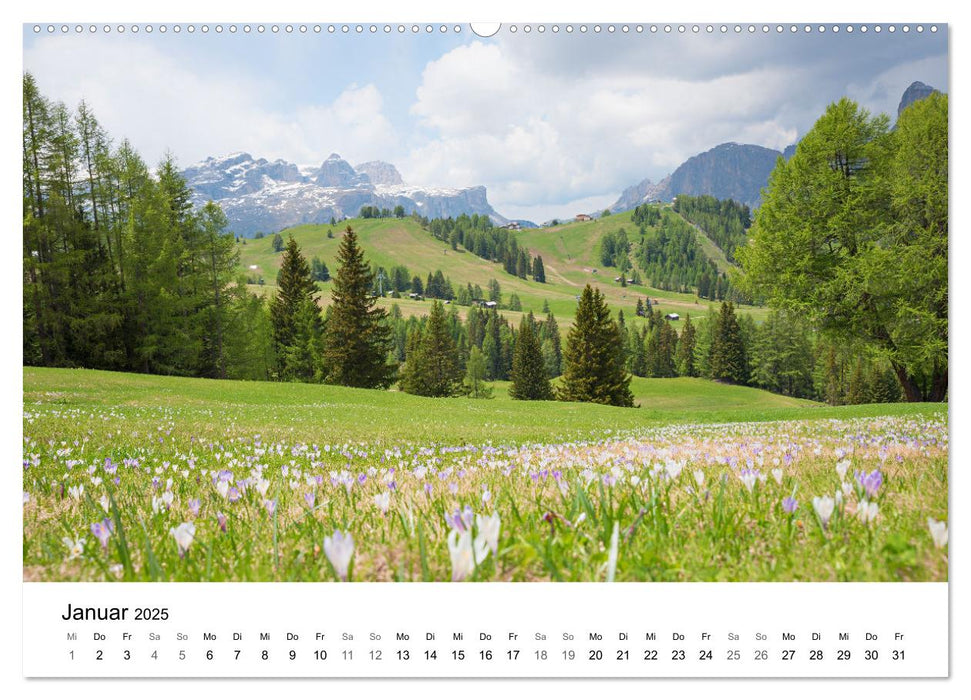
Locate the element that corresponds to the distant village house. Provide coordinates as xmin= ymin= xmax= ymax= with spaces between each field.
xmin=575 ymin=213 xmax=592 ymax=222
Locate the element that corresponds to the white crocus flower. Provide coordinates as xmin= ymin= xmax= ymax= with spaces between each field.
xmin=813 ymin=495 xmax=836 ymax=527
xmin=62 ymin=536 xmax=86 ymax=560
xmin=373 ymin=491 xmax=391 ymax=515
xmin=68 ymin=485 xmax=84 ymax=500
xmin=771 ymin=468 xmax=783 ymax=485
xmin=474 ymin=512 xmax=501 ymax=558
xmin=216 ymin=480 xmax=229 ymax=499
xmin=323 ymin=530 xmax=355 ymax=581
xmin=606 ymin=521 xmax=620 ymax=583
xmin=927 ymin=518 xmax=948 ymax=549
xmin=169 ymin=522 xmax=195 ymax=556
xmin=836 ymin=459 xmax=851 ymax=480
xmin=857 ymin=500 xmax=879 ymax=525
xmin=693 ymin=470 xmax=705 ymax=488
xmin=447 ymin=529 xmax=475 ymax=582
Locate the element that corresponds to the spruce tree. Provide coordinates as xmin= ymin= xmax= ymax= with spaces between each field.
xmin=533 ymin=256 xmax=546 ymax=283
xmin=676 ymin=313 xmax=697 ymax=377
xmin=270 ymin=235 xmax=321 ymax=380
xmin=709 ymin=301 xmax=747 ymax=383
xmin=557 ymin=285 xmax=634 ymax=407
xmin=399 ymin=300 xmax=463 ymax=397
xmin=510 ymin=314 xmax=553 ymax=400
xmin=540 ymin=311 xmax=563 ymax=378
xmin=322 ymin=226 xmax=395 ymax=388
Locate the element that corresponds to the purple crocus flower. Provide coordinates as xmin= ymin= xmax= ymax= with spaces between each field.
xmin=228 ymin=487 xmax=241 ymax=503
xmin=217 ymin=512 xmax=227 ymax=532
xmin=856 ymin=469 xmax=884 ymax=498
xmin=782 ymin=497 xmax=798 ymax=514
xmin=188 ymin=499 xmax=201 ymax=517
xmin=90 ymin=518 xmax=114 ymax=550
xmin=304 ymin=492 xmax=316 ymax=508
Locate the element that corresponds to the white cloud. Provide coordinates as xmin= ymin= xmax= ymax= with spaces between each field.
xmin=23 ymin=36 xmax=396 ymax=168
xmin=402 ymin=40 xmax=809 ymax=220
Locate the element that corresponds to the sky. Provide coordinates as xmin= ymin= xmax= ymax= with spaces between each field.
xmin=23 ymin=23 xmax=948 ymax=222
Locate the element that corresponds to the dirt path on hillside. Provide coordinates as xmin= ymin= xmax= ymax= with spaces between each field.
xmin=542 ymin=262 xmax=580 ymax=287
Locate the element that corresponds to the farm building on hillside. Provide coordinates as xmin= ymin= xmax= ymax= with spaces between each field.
xmin=472 ymin=299 xmax=498 ymax=309
xmin=501 ymin=222 xmax=521 ymax=231
xmin=575 ymin=213 xmax=592 ymax=222
xmin=665 ymin=313 xmax=680 ymax=321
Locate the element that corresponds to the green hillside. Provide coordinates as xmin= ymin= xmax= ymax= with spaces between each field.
xmin=237 ymin=211 xmax=766 ymax=332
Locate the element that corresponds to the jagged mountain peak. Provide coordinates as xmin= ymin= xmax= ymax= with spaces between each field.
xmin=182 ymin=152 xmax=505 ymax=236
xmin=898 ymin=81 xmax=939 ymax=118
xmin=355 ymin=160 xmax=404 ymax=187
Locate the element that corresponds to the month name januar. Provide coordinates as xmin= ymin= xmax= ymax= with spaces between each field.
xmin=61 ymin=603 xmax=129 ymax=621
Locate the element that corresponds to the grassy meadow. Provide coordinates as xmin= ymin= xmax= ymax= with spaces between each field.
xmin=237 ymin=212 xmax=770 ymax=332
xmin=23 ymin=367 xmax=947 ymax=583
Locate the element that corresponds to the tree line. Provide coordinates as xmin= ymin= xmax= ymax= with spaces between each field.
xmin=420 ymin=214 xmax=546 ymax=283
xmin=23 ymin=73 xmax=271 ymax=379
xmin=672 ymin=194 xmax=751 ymax=263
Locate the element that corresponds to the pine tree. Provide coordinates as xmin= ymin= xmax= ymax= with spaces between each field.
xmin=539 ymin=311 xmax=563 ymax=378
xmin=270 ymin=235 xmax=321 ymax=380
xmin=533 ymin=256 xmax=546 ymax=283
xmin=271 ymin=233 xmax=284 ymax=252
xmin=399 ymin=300 xmax=463 ymax=397
xmin=323 ymin=226 xmax=395 ymax=388
xmin=557 ymin=285 xmax=634 ymax=407
xmin=676 ymin=314 xmax=697 ymax=377
xmin=510 ymin=314 xmax=553 ymax=400
xmin=709 ymin=301 xmax=747 ymax=383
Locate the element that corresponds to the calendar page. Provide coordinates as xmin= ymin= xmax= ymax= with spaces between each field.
xmin=18 ymin=5 xmax=953 ymax=691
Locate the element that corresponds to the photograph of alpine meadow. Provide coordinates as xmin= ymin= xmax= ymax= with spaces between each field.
xmin=22 ymin=23 xmax=948 ymax=583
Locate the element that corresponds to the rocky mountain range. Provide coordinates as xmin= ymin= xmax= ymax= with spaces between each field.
xmin=610 ymin=81 xmax=940 ymax=214
xmin=182 ymin=152 xmax=506 ymax=236
xmin=610 ymin=142 xmax=784 ymax=212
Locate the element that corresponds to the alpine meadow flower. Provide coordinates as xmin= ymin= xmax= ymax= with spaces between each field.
xmin=90 ymin=518 xmax=113 ymax=550
xmin=771 ymin=468 xmax=783 ymax=485
xmin=927 ymin=518 xmax=948 ymax=549
xmin=373 ymin=491 xmax=391 ymax=515
xmin=323 ymin=530 xmax=354 ymax=581
xmin=447 ymin=528 xmax=475 ymax=582
xmin=693 ymin=469 xmax=705 ymax=488
xmin=62 ymin=536 xmax=86 ymax=560
xmin=782 ymin=496 xmax=798 ymax=514
xmin=856 ymin=469 xmax=884 ymax=499
xmin=606 ymin=521 xmax=620 ymax=583
xmin=812 ymin=496 xmax=835 ymax=529
xmin=475 ymin=512 xmax=501 ymax=557
xmin=169 ymin=522 xmax=196 ymax=557
xmin=739 ymin=468 xmax=759 ymax=493
xmin=857 ymin=500 xmax=879 ymax=525
xmin=836 ymin=459 xmax=851 ymax=480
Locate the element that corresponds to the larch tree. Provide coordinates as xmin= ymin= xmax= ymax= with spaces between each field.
xmin=736 ymin=95 xmax=947 ymax=401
